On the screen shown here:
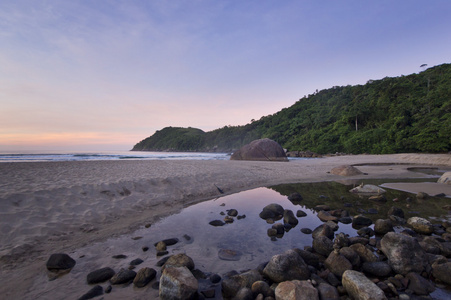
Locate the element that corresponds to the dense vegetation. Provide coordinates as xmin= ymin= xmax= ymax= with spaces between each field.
xmin=132 ymin=64 xmax=451 ymax=154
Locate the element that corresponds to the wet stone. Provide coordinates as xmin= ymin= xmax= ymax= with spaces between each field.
xmin=218 ymin=249 xmax=242 ymax=261
xmin=209 ymin=220 xmax=225 ymax=226
xmin=87 ymin=267 xmax=116 ymax=284
xmin=130 ymin=258 xmax=144 ymax=266
xmin=46 ymin=253 xmax=76 ymax=272
xmin=301 ymin=228 xmax=312 ymax=234
xmin=78 ymin=285 xmax=103 ymax=300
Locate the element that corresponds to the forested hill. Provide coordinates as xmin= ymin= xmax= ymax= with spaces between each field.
xmin=132 ymin=63 xmax=451 ymax=154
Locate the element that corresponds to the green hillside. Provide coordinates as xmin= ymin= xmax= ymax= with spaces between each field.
xmin=132 ymin=63 xmax=451 ymax=154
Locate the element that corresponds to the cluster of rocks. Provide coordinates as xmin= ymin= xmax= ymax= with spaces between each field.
xmin=209 ymin=207 xmax=247 ymax=227
xmin=46 ymin=195 xmax=451 ymax=300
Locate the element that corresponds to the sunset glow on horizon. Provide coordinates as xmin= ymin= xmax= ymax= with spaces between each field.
xmin=1 ymin=1 xmax=450 ymax=151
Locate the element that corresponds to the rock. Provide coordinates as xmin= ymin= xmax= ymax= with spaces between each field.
xmin=209 ymin=220 xmax=225 ymax=226
xmin=315 ymin=204 xmax=330 ymax=211
xmin=368 ymin=194 xmax=386 ymax=202
xmin=296 ymin=210 xmax=307 ymax=217
xmin=312 ymin=236 xmax=334 ymax=257
xmin=110 ymin=269 xmax=137 ymax=285
xmin=416 ymin=191 xmax=429 ymax=199
xmin=228 ymin=209 xmax=238 ymax=217
xmin=130 ymin=258 xmax=144 ymax=266
xmin=387 ymin=206 xmax=405 ymax=218
xmin=259 ymin=203 xmax=284 ymax=220
xmin=374 ymin=219 xmax=394 ymax=235
xmin=312 ymin=224 xmax=334 ymax=240
xmin=283 ymin=209 xmax=299 ymax=226
xmin=342 ymin=270 xmax=387 ymax=300
xmin=78 ymin=285 xmax=103 ymax=300
xmin=301 ymin=228 xmax=312 ymax=234
xmin=230 ymin=138 xmax=288 ymax=161
xmin=46 ymin=253 xmax=76 ymax=271
xmin=362 ymin=261 xmax=392 ymax=277
xmin=272 ymin=223 xmax=285 ymax=235
xmin=275 ymin=280 xmax=319 ymax=300
xmin=133 ymin=267 xmax=157 ymax=288
xmin=263 ymin=249 xmax=310 ymax=283
xmin=288 ymin=192 xmax=303 ymax=202
xmin=221 ymin=269 xmax=263 ymax=298
xmin=432 ymin=261 xmax=451 ymax=285
xmin=438 ymin=172 xmax=451 ymax=184
xmin=349 ymin=184 xmax=386 ymax=194
xmin=251 ymin=281 xmax=274 ymax=298
xmin=317 ymin=210 xmax=338 ymax=222
xmin=352 ymin=215 xmax=373 ymax=227
xmin=163 ymin=253 xmax=195 ymax=270
xmin=405 ymin=272 xmax=435 ymax=295
xmin=87 ymin=267 xmax=116 ymax=284
xmin=407 ymin=217 xmax=434 ymax=235
xmin=334 ymin=232 xmax=350 ymax=249
xmin=324 ymin=251 xmax=353 ymax=278
xmin=218 ymin=249 xmax=242 ymax=261
xmin=317 ymin=282 xmax=340 ymax=300
xmin=357 ymin=227 xmax=374 ymax=238
xmin=294 ymin=248 xmax=321 ymax=269
xmin=156 ymin=241 xmax=167 ymax=251
xmin=350 ymin=243 xmax=378 ymax=263
xmin=234 ymin=287 xmax=253 ymax=300
xmin=330 ymin=165 xmax=363 ymax=176
xmin=159 ymin=266 xmax=198 ymax=300
xmin=380 ymin=232 xmax=428 ymax=275
xmin=339 ymin=247 xmax=361 ymax=268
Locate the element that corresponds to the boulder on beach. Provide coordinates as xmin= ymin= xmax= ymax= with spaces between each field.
xmin=230 ymin=138 xmax=288 ymax=161
xmin=275 ymin=280 xmax=319 ymax=300
xmin=159 ymin=266 xmax=198 ymax=300
xmin=259 ymin=203 xmax=284 ymax=220
xmin=330 ymin=165 xmax=363 ymax=176
xmin=46 ymin=253 xmax=76 ymax=272
xmin=263 ymin=249 xmax=310 ymax=283
xmin=342 ymin=270 xmax=387 ymax=300
xmin=438 ymin=172 xmax=451 ymax=184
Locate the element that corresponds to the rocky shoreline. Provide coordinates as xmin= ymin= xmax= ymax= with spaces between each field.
xmin=47 ymin=189 xmax=451 ymax=300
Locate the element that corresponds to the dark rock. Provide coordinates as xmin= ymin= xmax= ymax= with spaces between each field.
xmin=46 ymin=253 xmax=76 ymax=271
xmin=157 ymin=250 xmax=169 ymax=256
xmin=296 ymin=210 xmax=307 ymax=217
xmin=405 ymin=272 xmax=435 ymax=295
xmin=312 ymin=224 xmax=334 ymax=240
xmin=263 ymin=249 xmax=310 ymax=282
xmin=209 ymin=220 xmax=225 ymax=226
xmin=230 ymin=138 xmax=288 ymax=161
xmin=210 ymin=273 xmax=221 ymax=284
xmin=159 ymin=266 xmax=198 ymax=300
xmin=130 ymin=258 xmax=144 ymax=266
xmin=357 ymin=227 xmax=374 ymax=238
xmin=380 ymin=232 xmax=429 ymax=275
xmin=251 ymin=281 xmax=274 ymax=298
xmin=339 ymin=247 xmax=361 ymax=268
xmin=349 ymin=243 xmax=378 ymax=263
xmin=234 ymin=287 xmax=253 ymax=300
xmin=300 ymin=228 xmax=312 ymax=234
xmin=388 ymin=206 xmax=405 ymax=218
xmin=222 ymin=269 xmax=263 ymax=298
xmin=317 ymin=282 xmax=340 ymax=300
xmin=259 ymin=203 xmax=284 ymax=220
xmin=362 ymin=261 xmax=392 ymax=277
xmin=104 ymin=285 xmax=112 ymax=293
xmin=294 ymin=248 xmax=321 ymax=269
xmin=374 ymin=219 xmax=394 ymax=235
xmin=312 ymin=236 xmax=334 ymax=257
xmin=133 ymin=267 xmax=157 ymax=288
xmin=342 ymin=270 xmax=387 ymax=300
xmin=283 ymin=209 xmax=299 ymax=226
xmin=201 ymin=289 xmax=216 ymax=298
xmin=110 ymin=269 xmax=137 ymax=285
xmin=163 ymin=253 xmax=195 ymax=270
xmin=112 ymin=254 xmax=127 ymax=259
xmin=87 ymin=267 xmax=115 ymax=284
xmin=78 ymin=285 xmax=103 ymax=300
xmin=325 ymin=251 xmax=353 ymax=278
xmin=267 ymin=228 xmax=278 ymax=237
xmin=348 ymin=236 xmax=369 ymax=245
xmin=288 ymin=192 xmax=303 ymax=202
xmin=352 ymin=215 xmax=373 ymax=227
xmin=272 ymin=223 xmax=285 ymax=235
xmin=154 ymin=238 xmax=179 ymax=247
xmin=227 ymin=209 xmax=238 ymax=217
xmin=142 ymin=246 xmax=149 ymax=252
xmin=432 ymin=261 xmax=451 ymax=285
xmin=339 ymin=217 xmax=352 ymax=224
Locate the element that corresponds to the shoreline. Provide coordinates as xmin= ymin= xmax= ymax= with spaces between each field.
xmin=0 ymin=153 xmax=450 ymax=298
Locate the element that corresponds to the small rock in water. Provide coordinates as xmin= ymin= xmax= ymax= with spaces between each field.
xmin=87 ymin=267 xmax=116 ymax=284
xmin=132 ymin=236 xmax=143 ymax=240
xmin=218 ymin=249 xmax=242 ymax=261
xmin=142 ymin=246 xmax=149 ymax=252
xmin=224 ymin=216 xmax=234 ymax=223
xmin=301 ymin=228 xmax=313 ymax=234
xmin=209 ymin=220 xmax=225 ymax=226
xmin=296 ymin=210 xmax=307 ymax=217
xmin=130 ymin=258 xmax=144 ymax=266
xmin=227 ymin=209 xmax=238 ymax=217
xmin=237 ymin=214 xmax=246 ymax=220
xmin=78 ymin=285 xmax=103 ymax=300
xmin=154 ymin=238 xmax=179 ymax=247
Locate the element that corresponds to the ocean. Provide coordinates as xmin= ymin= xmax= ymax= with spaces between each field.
xmin=0 ymin=151 xmax=231 ymax=162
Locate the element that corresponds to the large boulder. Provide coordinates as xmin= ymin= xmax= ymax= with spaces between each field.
xmin=438 ymin=172 xmax=451 ymax=184
xmin=330 ymin=165 xmax=363 ymax=176
xmin=230 ymin=138 xmax=288 ymax=161
xmin=46 ymin=253 xmax=76 ymax=271
xmin=159 ymin=266 xmax=198 ymax=300
xmin=259 ymin=203 xmax=284 ymax=220
xmin=263 ymin=249 xmax=310 ymax=283
xmin=342 ymin=270 xmax=387 ymax=300
xmin=380 ymin=232 xmax=428 ymax=275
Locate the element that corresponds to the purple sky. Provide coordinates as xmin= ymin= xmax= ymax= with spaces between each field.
xmin=1 ymin=1 xmax=450 ymax=151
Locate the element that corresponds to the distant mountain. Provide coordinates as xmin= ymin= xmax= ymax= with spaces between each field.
xmin=132 ymin=63 xmax=451 ymax=154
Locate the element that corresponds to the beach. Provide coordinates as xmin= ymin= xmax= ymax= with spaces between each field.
xmin=1 ymin=153 xmax=451 ymax=298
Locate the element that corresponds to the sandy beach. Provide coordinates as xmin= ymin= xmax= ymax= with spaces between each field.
xmin=0 ymin=153 xmax=450 ymax=298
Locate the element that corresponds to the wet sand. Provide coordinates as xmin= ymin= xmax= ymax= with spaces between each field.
xmin=0 ymin=153 xmax=450 ymax=298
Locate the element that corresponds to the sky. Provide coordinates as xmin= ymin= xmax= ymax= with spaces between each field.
xmin=1 ymin=0 xmax=450 ymax=152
